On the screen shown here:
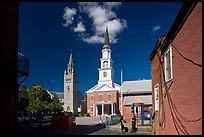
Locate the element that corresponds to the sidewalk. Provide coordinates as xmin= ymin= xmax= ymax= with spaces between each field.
xmin=107 ymin=122 xmax=154 ymax=135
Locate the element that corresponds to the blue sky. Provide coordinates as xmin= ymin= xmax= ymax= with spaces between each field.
xmin=18 ymin=2 xmax=183 ymax=95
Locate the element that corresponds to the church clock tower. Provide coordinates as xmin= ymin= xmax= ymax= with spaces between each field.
xmin=64 ymin=51 xmax=78 ymax=114
xmin=98 ymin=28 xmax=114 ymax=87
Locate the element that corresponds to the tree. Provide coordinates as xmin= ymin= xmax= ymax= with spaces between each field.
xmin=19 ymin=84 xmax=63 ymax=115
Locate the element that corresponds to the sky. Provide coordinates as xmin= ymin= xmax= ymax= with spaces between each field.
xmin=18 ymin=2 xmax=183 ymax=96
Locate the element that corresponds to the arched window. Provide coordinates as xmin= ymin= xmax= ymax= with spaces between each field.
xmin=99 ymin=94 xmax=103 ymax=101
xmin=103 ymin=61 xmax=108 ymax=68
xmin=103 ymin=72 xmax=107 ymax=77
xmin=108 ymin=94 xmax=111 ymax=101
xmin=91 ymin=96 xmax=94 ymax=102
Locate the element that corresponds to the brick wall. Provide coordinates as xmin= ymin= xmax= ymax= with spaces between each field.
xmin=86 ymin=91 xmax=119 ymax=116
xmin=151 ymin=3 xmax=202 ymax=135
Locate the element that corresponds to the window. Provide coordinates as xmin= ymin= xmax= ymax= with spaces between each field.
xmin=99 ymin=94 xmax=103 ymax=101
xmin=103 ymin=72 xmax=107 ymax=77
xmin=154 ymin=84 xmax=159 ymax=111
xmin=164 ymin=47 xmax=173 ymax=82
xmin=108 ymin=94 xmax=111 ymax=101
xmin=103 ymin=61 xmax=108 ymax=68
xmin=91 ymin=106 xmax=93 ymax=113
xmin=67 ymin=86 xmax=70 ymax=90
xmin=91 ymin=95 xmax=94 ymax=102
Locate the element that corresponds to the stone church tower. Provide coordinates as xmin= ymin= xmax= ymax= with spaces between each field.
xmin=64 ymin=51 xmax=78 ymax=115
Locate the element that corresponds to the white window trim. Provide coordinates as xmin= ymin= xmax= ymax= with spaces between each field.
xmin=99 ymin=94 xmax=103 ymax=102
xmin=164 ymin=47 xmax=173 ymax=83
xmin=90 ymin=95 xmax=94 ymax=102
xmin=154 ymin=84 xmax=159 ymax=111
xmin=107 ymin=93 xmax=112 ymax=102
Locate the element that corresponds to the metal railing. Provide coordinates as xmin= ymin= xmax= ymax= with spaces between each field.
xmin=18 ymin=52 xmax=29 ymax=86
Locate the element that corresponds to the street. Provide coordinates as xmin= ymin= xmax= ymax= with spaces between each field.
xmin=19 ymin=116 xmax=153 ymax=135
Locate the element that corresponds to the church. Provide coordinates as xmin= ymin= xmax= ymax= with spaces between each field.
xmin=86 ymin=28 xmax=152 ymax=122
xmin=63 ymin=51 xmax=85 ymax=115
xmin=86 ymin=28 xmax=121 ymax=116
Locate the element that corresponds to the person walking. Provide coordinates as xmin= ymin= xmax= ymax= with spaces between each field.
xmin=131 ymin=114 xmax=137 ymax=132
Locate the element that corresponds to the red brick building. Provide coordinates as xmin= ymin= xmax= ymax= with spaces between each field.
xmin=149 ymin=2 xmax=202 ymax=135
xmin=121 ymin=80 xmax=152 ymax=123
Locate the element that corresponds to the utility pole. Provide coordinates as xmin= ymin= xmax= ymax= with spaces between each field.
xmin=120 ymin=69 xmax=123 ymax=116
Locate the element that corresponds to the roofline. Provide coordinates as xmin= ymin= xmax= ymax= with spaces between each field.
xmin=122 ymin=79 xmax=152 ymax=83
xmin=149 ymin=2 xmax=197 ymax=61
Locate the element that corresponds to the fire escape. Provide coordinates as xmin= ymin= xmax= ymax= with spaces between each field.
xmin=18 ymin=53 xmax=29 ymax=87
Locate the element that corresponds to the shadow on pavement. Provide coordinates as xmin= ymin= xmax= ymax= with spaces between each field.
xmin=68 ymin=123 xmax=106 ymax=135
xmin=18 ymin=123 xmax=106 ymax=135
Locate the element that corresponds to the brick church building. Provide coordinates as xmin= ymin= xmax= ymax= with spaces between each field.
xmin=86 ymin=28 xmax=121 ymax=116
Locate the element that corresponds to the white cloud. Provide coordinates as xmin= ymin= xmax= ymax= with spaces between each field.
xmin=63 ymin=2 xmax=127 ymax=44
xmin=62 ymin=7 xmax=77 ymax=27
xmin=104 ymin=2 xmax=122 ymax=7
xmin=77 ymin=2 xmax=127 ymax=44
xmin=82 ymin=34 xmax=104 ymax=44
xmin=151 ymin=25 xmax=161 ymax=33
xmin=73 ymin=22 xmax=86 ymax=32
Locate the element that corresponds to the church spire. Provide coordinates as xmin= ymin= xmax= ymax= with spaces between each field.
xmin=68 ymin=50 xmax=74 ymax=68
xmin=103 ymin=27 xmax=110 ymax=49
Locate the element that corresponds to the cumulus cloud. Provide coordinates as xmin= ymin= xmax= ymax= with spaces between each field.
xmin=73 ymin=22 xmax=86 ymax=32
xmin=104 ymin=2 xmax=122 ymax=8
xmin=62 ymin=7 xmax=77 ymax=27
xmin=62 ymin=2 xmax=127 ymax=44
xmin=151 ymin=25 xmax=161 ymax=33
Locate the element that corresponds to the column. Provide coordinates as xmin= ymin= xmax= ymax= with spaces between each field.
xmin=102 ymin=104 xmax=104 ymax=116
xmin=96 ymin=105 xmax=98 ymax=116
xmin=113 ymin=103 xmax=115 ymax=114
xmin=93 ymin=104 xmax=95 ymax=116
xmin=111 ymin=103 xmax=113 ymax=115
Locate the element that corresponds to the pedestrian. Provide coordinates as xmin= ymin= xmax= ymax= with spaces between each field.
xmin=120 ymin=116 xmax=128 ymax=133
xmin=131 ymin=114 xmax=137 ymax=132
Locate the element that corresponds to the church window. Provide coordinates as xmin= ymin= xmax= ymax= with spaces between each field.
xmin=91 ymin=95 xmax=94 ymax=102
xmin=69 ymin=68 xmax=72 ymax=73
xmin=99 ymin=94 xmax=103 ymax=101
xmin=108 ymin=94 xmax=111 ymax=101
xmin=103 ymin=72 xmax=107 ymax=77
xmin=68 ymin=86 xmax=70 ymax=90
xmin=103 ymin=61 xmax=108 ymax=68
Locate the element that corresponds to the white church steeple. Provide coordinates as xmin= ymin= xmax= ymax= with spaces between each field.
xmin=98 ymin=28 xmax=114 ymax=87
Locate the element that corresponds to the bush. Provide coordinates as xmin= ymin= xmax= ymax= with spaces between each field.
xmin=79 ymin=112 xmax=84 ymax=117
xmin=64 ymin=111 xmax=73 ymax=116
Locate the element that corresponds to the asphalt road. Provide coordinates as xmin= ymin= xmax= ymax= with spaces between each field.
xmin=19 ymin=116 xmax=152 ymax=135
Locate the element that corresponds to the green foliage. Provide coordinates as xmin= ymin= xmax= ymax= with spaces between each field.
xmin=19 ymin=84 xmax=63 ymax=116
xmin=79 ymin=112 xmax=85 ymax=117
